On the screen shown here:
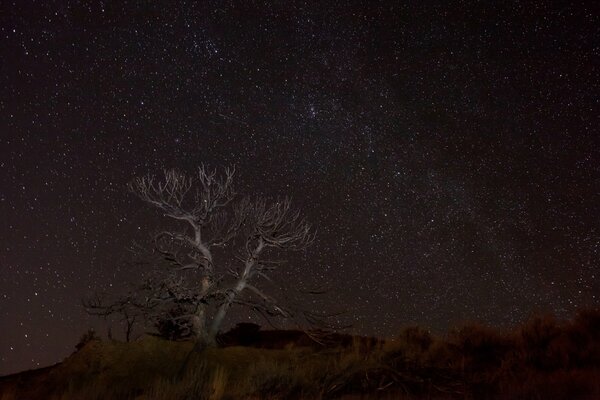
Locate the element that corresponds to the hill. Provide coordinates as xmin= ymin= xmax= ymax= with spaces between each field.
xmin=1 ymin=311 xmax=600 ymax=399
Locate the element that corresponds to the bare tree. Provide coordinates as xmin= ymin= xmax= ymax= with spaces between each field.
xmin=84 ymin=292 xmax=140 ymax=342
xmin=86 ymin=165 xmax=317 ymax=348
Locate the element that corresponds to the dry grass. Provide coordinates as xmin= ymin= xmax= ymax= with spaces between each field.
xmin=1 ymin=309 xmax=599 ymax=399
xmin=0 ymin=386 xmax=17 ymax=400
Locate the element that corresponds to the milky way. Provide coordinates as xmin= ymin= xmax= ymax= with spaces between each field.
xmin=1 ymin=1 xmax=598 ymax=375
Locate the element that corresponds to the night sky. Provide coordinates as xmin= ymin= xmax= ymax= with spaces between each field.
xmin=1 ymin=1 xmax=598 ymax=375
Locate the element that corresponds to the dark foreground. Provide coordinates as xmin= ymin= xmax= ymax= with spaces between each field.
xmin=1 ymin=310 xmax=599 ymax=399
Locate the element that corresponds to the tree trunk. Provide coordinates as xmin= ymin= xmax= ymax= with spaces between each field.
xmin=207 ymin=241 xmax=262 ymax=342
xmin=190 ymin=276 xmax=214 ymax=348
xmin=191 ymin=307 xmax=207 ymax=341
xmin=207 ymin=281 xmax=245 ymax=344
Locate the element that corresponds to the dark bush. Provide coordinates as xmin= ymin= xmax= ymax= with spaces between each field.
xmin=75 ymin=328 xmax=100 ymax=350
xmin=218 ymin=322 xmax=262 ymax=346
xmin=153 ymin=307 xmax=194 ymax=341
xmin=450 ymin=323 xmax=512 ymax=372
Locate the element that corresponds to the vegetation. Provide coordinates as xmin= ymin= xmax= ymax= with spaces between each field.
xmin=1 ymin=310 xmax=599 ymax=400
xmin=85 ymin=166 xmax=323 ymax=349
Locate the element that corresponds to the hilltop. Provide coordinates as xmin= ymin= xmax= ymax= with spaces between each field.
xmin=1 ymin=311 xmax=599 ymax=400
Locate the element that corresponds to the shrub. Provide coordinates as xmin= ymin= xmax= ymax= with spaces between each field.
xmin=518 ymin=314 xmax=562 ymax=370
xmin=449 ymin=323 xmax=512 ymax=372
xmin=75 ymin=329 xmax=100 ymax=351
xmin=384 ymin=326 xmax=433 ymax=367
xmin=153 ymin=307 xmax=193 ymax=341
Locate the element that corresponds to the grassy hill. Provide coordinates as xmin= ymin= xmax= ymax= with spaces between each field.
xmin=1 ymin=310 xmax=600 ymax=400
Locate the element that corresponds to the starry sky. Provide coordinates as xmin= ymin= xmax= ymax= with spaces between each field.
xmin=1 ymin=1 xmax=598 ymax=375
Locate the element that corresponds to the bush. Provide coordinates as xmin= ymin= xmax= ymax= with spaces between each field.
xmin=75 ymin=329 xmax=100 ymax=351
xmin=449 ymin=323 xmax=512 ymax=372
xmin=519 ymin=314 xmax=563 ymax=370
xmin=385 ymin=326 xmax=433 ymax=367
xmin=153 ymin=307 xmax=193 ymax=341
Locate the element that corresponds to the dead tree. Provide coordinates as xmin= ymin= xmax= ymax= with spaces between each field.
xmin=86 ymin=166 xmax=318 ymax=348
xmin=206 ymin=197 xmax=314 ymax=344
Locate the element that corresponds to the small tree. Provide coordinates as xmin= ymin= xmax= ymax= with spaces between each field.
xmin=84 ymin=292 xmax=139 ymax=342
xmin=86 ymin=165 xmax=317 ymax=348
